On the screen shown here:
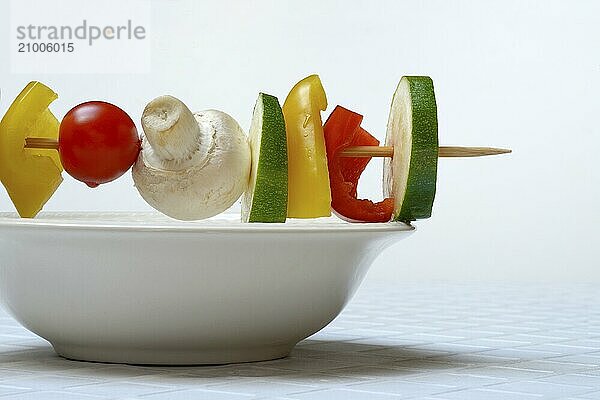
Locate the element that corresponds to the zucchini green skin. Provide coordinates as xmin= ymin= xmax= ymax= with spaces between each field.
xmin=391 ymin=76 xmax=439 ymax=222
xmin=246 ymin=93 xmax=288 ymax=223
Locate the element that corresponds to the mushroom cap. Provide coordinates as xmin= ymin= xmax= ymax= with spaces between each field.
xmin=132 ymin=110 xmax=251 ymax=221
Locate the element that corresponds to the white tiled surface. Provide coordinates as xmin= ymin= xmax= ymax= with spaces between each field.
xmin=1 ymin=284 xmax=599 ymax=399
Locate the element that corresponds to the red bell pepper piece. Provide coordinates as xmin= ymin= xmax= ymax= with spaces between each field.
xmin=323 ymin=106 xmax=394 ymax=222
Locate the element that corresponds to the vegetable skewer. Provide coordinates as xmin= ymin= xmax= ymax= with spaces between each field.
xmin=6 ymin=75 xmax=512 ymax=223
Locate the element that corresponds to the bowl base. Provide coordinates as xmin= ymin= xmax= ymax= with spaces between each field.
xmin=52 ymin=342 xmax=294 ymax=365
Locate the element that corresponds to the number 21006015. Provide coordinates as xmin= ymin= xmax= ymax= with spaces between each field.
xmin=18 ymin=42 xmax=74 ymax=53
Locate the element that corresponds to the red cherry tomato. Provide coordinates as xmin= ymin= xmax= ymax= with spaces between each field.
xmin=59 ymin=101 xmax=140 ymax=188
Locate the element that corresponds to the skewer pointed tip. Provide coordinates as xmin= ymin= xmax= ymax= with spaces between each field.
xmin=438 ymin=146 xmax=512 ymax=157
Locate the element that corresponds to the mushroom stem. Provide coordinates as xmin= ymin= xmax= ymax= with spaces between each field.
xmin=141 ymin=95 xmax=200 ymax=164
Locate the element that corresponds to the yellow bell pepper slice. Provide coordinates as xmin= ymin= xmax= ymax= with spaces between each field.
xmin=282 ymin=75 xmax=331 ymax=218
xmin=0 ymin=82 xmax=63 ymax=218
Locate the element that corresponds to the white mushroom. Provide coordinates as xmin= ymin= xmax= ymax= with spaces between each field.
xmin=132 ymin=95 xmax=251 ymax=220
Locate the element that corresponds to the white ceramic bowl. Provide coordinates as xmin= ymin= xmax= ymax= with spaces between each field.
xmin=0 ymin=212 xmax=413 ymax=365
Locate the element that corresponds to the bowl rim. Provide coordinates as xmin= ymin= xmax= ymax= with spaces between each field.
xmin=0 ymin=211 xmax=415 ymax=234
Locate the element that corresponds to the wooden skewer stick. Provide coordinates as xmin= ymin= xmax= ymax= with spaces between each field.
xmin=339 ymin=146 xmax=512 ymax=158
xmin=25 ymin=136 xmax=511 ymax=159
xmin=24 ymin=137 xmax=59 ymax=150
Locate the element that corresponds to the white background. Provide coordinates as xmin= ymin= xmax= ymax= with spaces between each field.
xmin=1 ymin=0 xmax=598 ymax=283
